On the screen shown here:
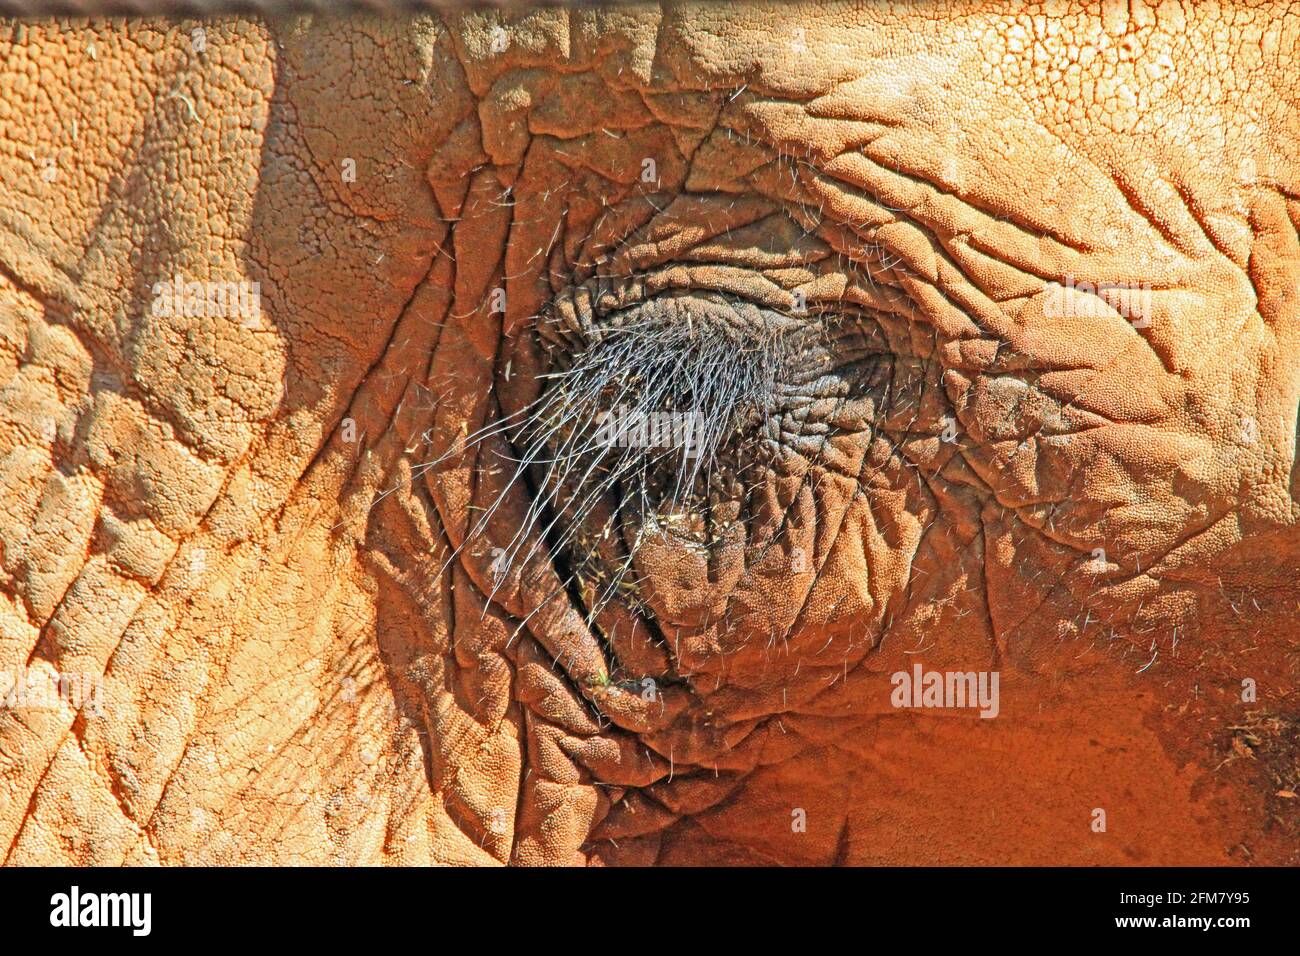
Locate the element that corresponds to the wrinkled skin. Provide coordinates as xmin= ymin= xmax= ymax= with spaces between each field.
xmin=0 ymin=5 xmax=1297 ymax=866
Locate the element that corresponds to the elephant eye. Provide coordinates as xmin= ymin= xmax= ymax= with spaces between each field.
xmin=478 ymin=276 xmax=898 ymax=618
xmin=538 ymin=288 xmax=803 ymax=469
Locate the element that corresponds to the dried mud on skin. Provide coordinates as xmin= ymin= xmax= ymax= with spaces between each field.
xmin=0 ymin=4 xmax=1297 ymax=865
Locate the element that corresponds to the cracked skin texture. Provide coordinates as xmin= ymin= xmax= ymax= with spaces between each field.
xmin=0 ymin=3 xmax=1298 ymax=866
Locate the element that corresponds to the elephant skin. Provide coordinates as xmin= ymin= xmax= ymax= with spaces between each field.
xmin=0 ymin=5 xmax=1297 ymax=866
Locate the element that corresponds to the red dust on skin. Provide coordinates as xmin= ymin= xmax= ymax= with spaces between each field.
xmin=0 ymin=6 xmax=1296 ymax=866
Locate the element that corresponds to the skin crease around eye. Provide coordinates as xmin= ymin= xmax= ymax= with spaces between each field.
xmin=485 ymin=201 xmax=938 ymax=685
xmin=0 ymin=6 xmax=1295 ymax=869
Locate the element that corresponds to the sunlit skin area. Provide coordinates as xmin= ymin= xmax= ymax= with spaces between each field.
xmin=0 ymin=3 xmax=1297 ymax=866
